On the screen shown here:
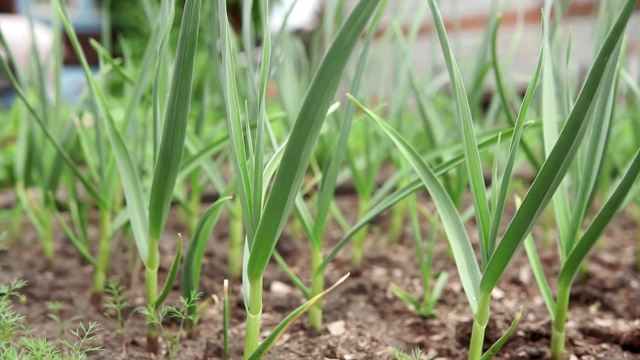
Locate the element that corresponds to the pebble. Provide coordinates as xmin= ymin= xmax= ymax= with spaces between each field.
xmin=327 ymin=320 xmax=346 ymax=336
xmin=372 ymin=266 xmax=387 ymax=277
xmin=509 ymin=346 xmax=545 ymax=359
xmin=269 ymin=281 xmax=292 ymax=296
xmin=518 ymin=265 xmax=531 ymax=285
xmin=594 ymin=318 xmax=613 ymax=327
xmin=491 ymin=287 xmax=505 ymax=300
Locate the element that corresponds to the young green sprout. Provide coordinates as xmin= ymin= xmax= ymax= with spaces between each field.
xmin=0 ymin=7 xmax=120 ymax=303
xmin=389 ymin=205 xmax=448 ymax=318
xmin=104 ymin=278 xmax=131 ymax=334
xmin=349 ymin=0 xmax=637 ymax=357
xmin=521 ymin=2 xmax=640 ymax=358
xmin=218 ymin=0 xmax=383 ymax=357
xmin=56 ymin=0 xmax=202 ymax=352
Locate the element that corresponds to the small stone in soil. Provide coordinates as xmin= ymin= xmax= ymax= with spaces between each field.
xmin=491 ymin=287 xmax=505 ymax=300
xmin=518 ymin=265 xmax=531 ymax=284
xmin=509 ymin=346 xmax=546 ymax=359
xmin=270 ymin=281 xmax=293 ymax=296
xmin=327 ymin=320 xmax=346 ymax=336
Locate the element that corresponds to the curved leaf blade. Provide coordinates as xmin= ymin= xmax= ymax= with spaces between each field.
xmin=351 ymin=95 xmax=481 ymax=313
xmin=149 ymin=0 xmax=202 ymax=245
xmin=558 ymin=149 xmax=640 ymax=287
xmin=481 ymin=0 xmax=638 ymax=294
xmin=247 ymin=274 xmax=349 ymax=360
xmin=246 ymin=0 xmax=383 ymax=282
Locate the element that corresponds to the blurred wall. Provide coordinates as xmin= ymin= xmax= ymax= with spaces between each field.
xmin=336 ymin=0 xmax=640 ymax=90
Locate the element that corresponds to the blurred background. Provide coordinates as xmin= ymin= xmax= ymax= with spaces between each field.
xmin=1 ymin=0 xmax=639 ymax=103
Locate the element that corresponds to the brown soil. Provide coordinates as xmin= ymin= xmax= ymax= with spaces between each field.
xmin=0 ymin=194 xmax=639 ymax=359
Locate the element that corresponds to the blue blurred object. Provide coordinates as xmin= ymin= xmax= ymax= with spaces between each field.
xmin=61 ymin=65 xmax=98 ymax=103
xmin=0 ymin=66 xmax=97 ymax=108
xmin=0 ymin=91 xmax=15 ymax=109
xmin=15 ymin=0 xmax=102 ymax=33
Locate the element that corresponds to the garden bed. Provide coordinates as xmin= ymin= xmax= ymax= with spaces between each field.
xmin=1 ymin=195 xmax=638 ymax=359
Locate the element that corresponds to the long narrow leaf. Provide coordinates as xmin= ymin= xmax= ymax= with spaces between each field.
xmin=247 ymin=274 xmax=349 ymax=359
xmin=182 ymin=196 xmax=232 ymax=300
xmin=313 ymin=0 xmax=387 ymax=243
xmin=541 ymin=5 xmax=572 ymax=257
xmin=154 ymin=234 xmax=183 ymax=308
xmin=0 ymin=55 xmax=108 ymax=209
xmin=558 ymin=149 xmax=640 ymax=287
xmin=351 ymin=95 xmax=481 ymax=313
xmin=523 ymin=235 xmax=557 ymax=317
xmin=480 ymin=307 xmax=523 ymax=360
xmin=317 ymin=126 xmax=528 ymax=276
xmin=219 ymin=0 xmax=256 ymax=243
xmin=488 ymin=24 xmax=545 ymax=255
xmin=149 ymin=0 xmax=202 ymax=247
xmin=427 ymin=0 xmax=491 ymax=267
xmin=566 ymin=41 xmax=622 ymax=251
xmin=246 ymin=0 xmax=383 ymax=282
xmin=481 ymin=0 xmax=638 ymax=294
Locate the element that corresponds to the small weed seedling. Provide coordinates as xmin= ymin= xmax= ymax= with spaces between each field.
xmin=59 ymin=321 xmax=104 ymax=359
xmin=0 ymin=280 xmax=103 ymax=359
xmin=0 ymin=280 xmax=28 ymax=348
xmin=45 ymin=301 xmax=66 ymax=338
xmin=391 ymin=348 xmax=434 ymax=360
xmin=103 ymin=278 xmax=131 ymax=334
xmin=389 ymin=208 xmax=448 ymax=317
xmin=140 ymin=291 xmax=202 ymax=360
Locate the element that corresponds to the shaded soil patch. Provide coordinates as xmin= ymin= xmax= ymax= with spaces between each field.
xmin=0 ymin=195 xmax=639 ymax=359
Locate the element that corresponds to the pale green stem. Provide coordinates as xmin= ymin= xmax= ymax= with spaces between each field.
xmin=290 ymin=212 xmax=303 ymax=239
xmin=146 ymin=238 xmax=160 ymax=353
xmin=188 ymin=177 xmax=202 ymax=235
xmin=92 ymin=208 xmax=112 ymax=296
xmin=10 ymin=203 xmax=22 ymax=244
xmin=637 ymin=228 xmax=640 ymax=272
xmin=468 ymin=291 xmax=491 ymax=360
xmin=244 ymin=277 xmax=263 ymax=359
xmin=223 ymin=280 xmax=230 ymax=359
xmin=635 ymin=205 xmax=640 ymax=271
xmin=551 ymin=284 xmax=571 ymax=360
xmin=229 ymin=198 xmax=243 ymax=277
xmin=388 ymin=197 xmax=408 ymax=244
xmin=309 ymin=245 xmax=324 ymax=331
xmin=41 ymin=208 xmax=54 ymax=260
xmin=543 ymin=208 xmax=553 ymax=249
xmin=351 ymin=194 xmax=370 ymax=266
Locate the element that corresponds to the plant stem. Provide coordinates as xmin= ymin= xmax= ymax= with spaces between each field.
xmin=388 ymin=197 xmax=408 ymax=244
xmin=41 ymin=208 xmax=54 ymax=260
xmin=543 ymin=208 xmax=553 ymax=249
xmin=468 ymin=291 xmax=491 ymax=360
xmin=229 ymin=198 xmax=243 ymax=277
xmin=309 ymin=245 xmax=324 ymax=331
xmin=551 ymin=284 xmax=571 ymax=360
xmin=188 ymin=174 xmax=202 ymax=234
xmin=351 ymin=193 xmax=370 ymax=265
xmin=10 ymin=203 xmax=22 ymax=244
xmin=290 ymin=212 xmax=303 ymax=239
xmin=244 ymin=277 xmax=263 ymax=359
xmin=223 ymin=279 xmax=230 ymax=359
xmin=146 ymin=242 xmax=160 ymax=354
xmin=421 ymin=217 xmax=436 ymax=306
xmin=635 ymin=205 xmax=640 ymax=271
xmin=92 ymin=208 xmax=112 ymax=303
